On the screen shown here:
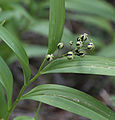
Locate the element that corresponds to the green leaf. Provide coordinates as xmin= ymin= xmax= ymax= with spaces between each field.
xmin=0 ymin=42 xmax=13 ymax=61
xmin=14 ymin=116 xmax=34 ymax=120
xmin=48 ymin=0 xmax=65 ymax=54
xmin=40 ymin=55 xmax=115 ymax=76
xmin=65 ymin=0 xmax=115 ymax=22
xmin=0 ymin=26 xmax=31 ymax=83
xmin=22 ymin=84 xmax=115 ymax=120
xmin=0 ymin=83 xmax=8 ymax=119
xmin=0 ymin=57 xmax=13 ymax=108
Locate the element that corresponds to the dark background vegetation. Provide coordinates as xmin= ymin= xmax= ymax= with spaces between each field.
xmin=0 ymin=0 xmax=115 ymax=119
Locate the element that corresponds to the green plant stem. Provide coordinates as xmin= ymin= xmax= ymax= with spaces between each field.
xmin=54 ymin=49 xmax=78 ymax=60
xmin=6 ymin=58 xmax=47 ymax=120
xmin=34 ymin=102 xmax=42 ymax=120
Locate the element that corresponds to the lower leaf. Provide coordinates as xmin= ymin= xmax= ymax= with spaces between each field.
xmin=21 ymin=84 xmax=115 ymax=120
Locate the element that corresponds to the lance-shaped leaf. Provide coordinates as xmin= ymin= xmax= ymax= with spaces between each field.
xmin=48 ymin=0 xmax=65 ymax=54
xmin=40 ymin=55 xmax=115 ymax=76
xmin=0 ymin=26 xmax=31 ymax=83
xmin=0 ymin=57 xmax=13 ymax=108
xmin=0 ymin=83 xmax=8 ymax=119
xmin=22 ymin=84 xmax=115 ymax=120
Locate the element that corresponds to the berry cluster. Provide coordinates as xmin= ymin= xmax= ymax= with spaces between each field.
xmin=46 ymin=33 xmax=95 ymax=61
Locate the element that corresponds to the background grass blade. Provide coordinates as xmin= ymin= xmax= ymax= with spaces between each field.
xmin=24 ymin=44 xmax=47 ymax=58
xmin=0 ymin=57 xmax=13 ymax=109
xmin=67 ymin=14 xmax=112 ymax=33
xmin=48 ymin=0 xmax=65 ymax=54
xmin=0 ymin=3 xmax=33 ymax=22
xmin=22 ymin=84 xmax=115 ymax=120
xmin=0 ymin=83 xmax=8 ymax=119
xmin=14 ymin=116 xmax=34 ymax=120
xmin=65 ymin=0 xmax=115 ymax=22
xmin=96 ymin=43 xmax=115 ymax=58
xmin=0 ymin=26 xmax=31 ymax=83
xmin=40 ymin=55 xmax=115 ymax=76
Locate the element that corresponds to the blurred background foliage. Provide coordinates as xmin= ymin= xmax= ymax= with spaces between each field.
xmin=0 ymin=0 xmax=115 ymax=119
